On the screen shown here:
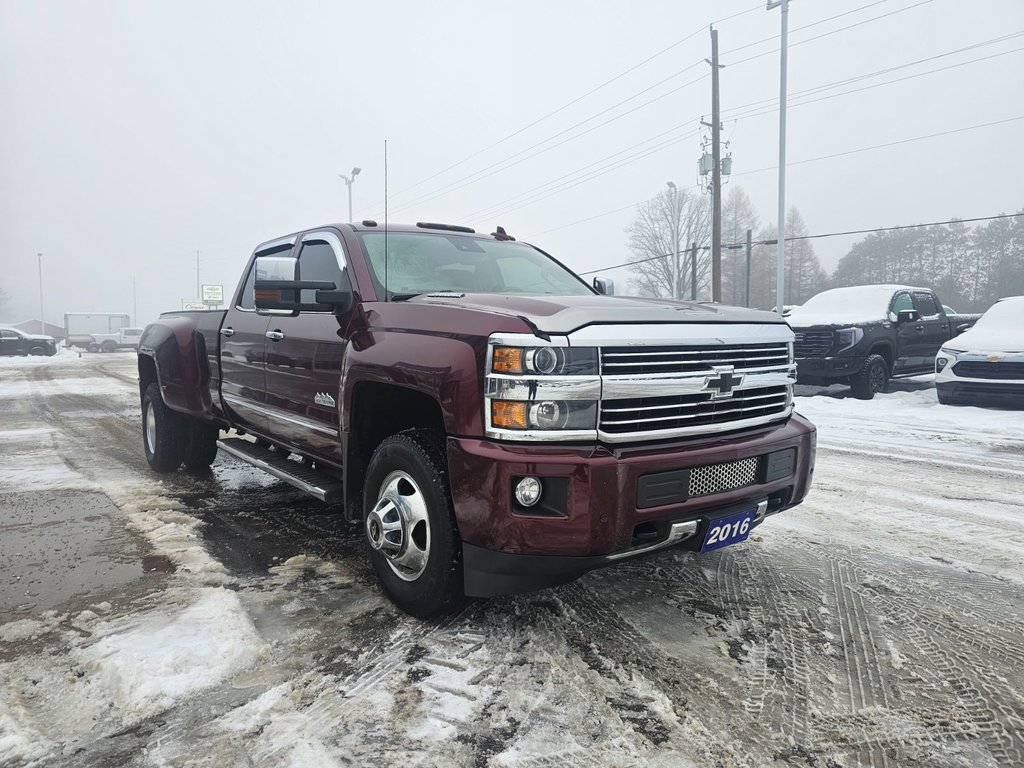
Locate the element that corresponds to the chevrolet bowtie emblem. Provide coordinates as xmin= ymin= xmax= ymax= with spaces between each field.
xmin=704 ymin=365 xmax=743 ymax=399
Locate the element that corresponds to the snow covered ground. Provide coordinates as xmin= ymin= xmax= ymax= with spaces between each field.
xmin=1 ymin=355 xmax=1022 ymax=767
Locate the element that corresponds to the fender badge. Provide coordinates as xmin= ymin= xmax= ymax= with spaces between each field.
xmin=314 ymin=392 xmax=336 ymax=407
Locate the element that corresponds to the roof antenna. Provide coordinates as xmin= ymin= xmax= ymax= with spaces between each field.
xmin=384 ymin=139 xmax=389 ymax=301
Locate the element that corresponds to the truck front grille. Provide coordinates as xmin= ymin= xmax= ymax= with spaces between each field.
xmin=793 ymin=331 xmax=833 ymax=358
xmin=601 ymin=343 xmax=790 ymax=375
xmin=689 ymin=457 xmax=760 ymax=497
xmin=600 ymin=386 xmax=790 ymax=435
xmin=952 ymin=361 xmax=1024 ymax=380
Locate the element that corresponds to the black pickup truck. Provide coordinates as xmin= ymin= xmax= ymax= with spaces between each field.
xmin=787 ymin=285 xmax=979 ymax=399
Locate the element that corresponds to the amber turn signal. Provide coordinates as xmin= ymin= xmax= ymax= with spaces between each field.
xmin=492 ymin=346 xmax=524 ymax=374
xmin=491 ymin=400 xmax=528 ymax=429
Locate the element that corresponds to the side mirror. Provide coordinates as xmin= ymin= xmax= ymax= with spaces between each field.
xmin=253 ymin=255 xmax=353 ymax=313
xmin=955 ymin=322 xmax=970 ymax=334
xmin=896 ymin=309 xmax=920 ymax=324
xmin=593 ymin=277 xmax=615 ymax=295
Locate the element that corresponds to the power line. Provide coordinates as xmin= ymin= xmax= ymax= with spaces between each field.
xmin=372 ymin=3 xmax=764 ymax=206
xmin=576 ymin=213 xmax=1024 ymax=276
xmin=475 ymin=48 xmax=1023 ymax=225
xmin=376 ymin=0 xmax=938 ymax=217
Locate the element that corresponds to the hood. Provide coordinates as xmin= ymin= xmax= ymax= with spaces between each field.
xmin=21 ymin=333 xmax=55 ymax=341
xmin=944 ymin=323 xmax=1024 ymax=354
xmin=404 ymin=293 xmax=784 ymax=335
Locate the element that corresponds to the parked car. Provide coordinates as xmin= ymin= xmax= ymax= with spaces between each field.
xmin=0 ymin=326 xmax=58 ymax=356
xmin=138 ymin=222 xmax=816 ymax=617
xmin=88 ymin=327 xmax=143 ymax=353
xmin=935 ymin=296 xmax=1024 ymax=407
xmin=787 ymin=285 xmax=980 ymax=399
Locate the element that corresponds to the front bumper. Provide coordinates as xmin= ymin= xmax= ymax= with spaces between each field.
xmin=447 ymin=413 xmax=816 ymax=596
xmin=936 ymin=381 xmax=1024 ymax=406
xmin=795 ymin=355 xmax=864 ymax=384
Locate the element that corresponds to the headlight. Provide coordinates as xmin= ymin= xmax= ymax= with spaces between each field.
xmin=491 ymin=345 xmax=598 ymax=376
xmin=491 ymin=399 xmax=597 ymax=431
xmin=936 ymin=347 xmax=960 ymax=373
xmin=835 ymin=327 xmax=863 ymax=352
xmin=939 ymin=347 xmax=963 ymax=357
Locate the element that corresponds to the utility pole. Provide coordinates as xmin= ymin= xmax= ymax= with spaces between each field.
xmin=768 ymin=0 xmax=790 ymax=315
xmin=37 ymin=253 xmax=44 ymax=334
xmin=709 ymin=26 xmax=723 ymax=304
xmin=690 ymin=243 xmax=698 ymax=300
xmin=195 ymin=250 xmax=200 ymax=300
xmin=744 ymin=229 xmax=753 ymax=308
xmin=667 ymin=181 xmax=680 ymax=299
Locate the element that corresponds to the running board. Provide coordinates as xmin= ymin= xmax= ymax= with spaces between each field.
xmin=216 ymin=437 xmax=344 ymax=504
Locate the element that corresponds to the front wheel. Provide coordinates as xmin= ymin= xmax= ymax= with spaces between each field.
xmin=101 ymin=341 xmax=117 ymax=353
xmin=142 ymin=382 xmax=184 ymax=472
xmin=363 ymin=430 xmax=463 ymax=618
xmin=29 ymin=346 xmax=47 ymax=356
xmin=850 ymin=354 xmax=889 ymax=400
xmin=87 ymin=343 xmax=99 ymax=353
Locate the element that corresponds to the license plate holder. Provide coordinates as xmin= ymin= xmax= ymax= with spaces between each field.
xmin=700 ymin=508 xmax=756 ymax=553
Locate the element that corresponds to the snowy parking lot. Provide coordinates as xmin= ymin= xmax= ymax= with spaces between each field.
xmin=1 ymin=352 xmax=1023 ymax=768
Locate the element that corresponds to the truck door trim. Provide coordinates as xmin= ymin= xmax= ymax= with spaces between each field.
xmin=223 ymin=393 xmax=338 ymax=437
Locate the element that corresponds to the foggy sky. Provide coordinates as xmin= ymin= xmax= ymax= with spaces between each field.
xmin=2 ymin=0 xmax=1022 ymax=326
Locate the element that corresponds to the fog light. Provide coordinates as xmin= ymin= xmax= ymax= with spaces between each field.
xmin=514 ymin=476 xmax=543 ymax=507
xmin=936 ymin=357 xmax=949 ymax=372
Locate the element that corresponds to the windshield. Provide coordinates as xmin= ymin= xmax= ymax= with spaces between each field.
xmin=976 ymin=298 xmax=1024 ymax=327
xmin=357 ymin=232 xmax=593 ymax=299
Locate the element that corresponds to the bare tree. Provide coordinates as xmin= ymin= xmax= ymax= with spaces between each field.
xmin=625 ymin=187 xmax=711 ymax=299
xmin=721 ymin=186 xmax=760 ymax=306
xmin=784 ymin=208 xmax=829 ymax=304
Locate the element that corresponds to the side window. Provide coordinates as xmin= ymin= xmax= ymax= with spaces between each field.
xmin=237 ymin=244 xmax=293 ymax=309
xmin=297 ymin=240 xmax=350 ymax=307
xmin=891 ymin=293 xmax=913 ymax=314
xmin=0 ymin=330 xmax=17 ymax=339
xmin=912 ymin=292 xmax=940 ymax=318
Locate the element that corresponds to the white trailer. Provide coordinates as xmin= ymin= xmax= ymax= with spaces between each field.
xmin=63 ymin=313 xmax=131 ymax=348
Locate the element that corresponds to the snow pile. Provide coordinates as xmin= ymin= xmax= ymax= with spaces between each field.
xmin=786 ymin=284 xmax=915 ymax=326
xmin=0 ymin=705 xmax=52 ymax=767
xmin=77 ymin=588 xmax=267 ymax=723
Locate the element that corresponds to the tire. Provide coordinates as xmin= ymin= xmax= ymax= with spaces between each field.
xmin=29 ymin=346 xmax=46 ymax=356
xmin=101 ymin=341 xmax=117 ymax=353
xmin=87 ymin=343 xmax=99 ymax=353
xmin=363 ymin=429 xmax=463 ymax=618
xmin=850 ymin=354 xmax=889 ymax=400
xmin=182 ymin=421 xmax=220 ymax=472
xmin=142 ymin=382 xmax=184 ymax=473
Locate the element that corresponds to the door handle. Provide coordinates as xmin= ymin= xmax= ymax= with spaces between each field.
xmin=914 ymin=325 xmax=925 ymax=333
xmin=265 ymin=330 xmax=285 ymax=341
xmin=220 ymin=327 xmax=236 ymax=337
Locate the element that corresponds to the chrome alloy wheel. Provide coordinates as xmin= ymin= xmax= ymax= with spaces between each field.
xmin=145 ymin=401 xmax=157 ymax=455
xmin=366 ymin=470 xmax=431 ymax=582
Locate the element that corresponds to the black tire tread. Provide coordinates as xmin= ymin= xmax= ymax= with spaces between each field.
xmin=142 ymin=382 xmax=185 ymax=473
xmin=182 ymin=422 xmax=220 ymax=471
xmin=850 ymin=353 xmax=889 ymax=400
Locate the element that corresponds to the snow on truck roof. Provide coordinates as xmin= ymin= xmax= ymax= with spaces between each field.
xmin=786 ymin=285 xmax=928 ymax=326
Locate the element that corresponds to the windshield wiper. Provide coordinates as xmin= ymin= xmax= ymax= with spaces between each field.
xmin=390 ymin=292 xmax=422 ymax=302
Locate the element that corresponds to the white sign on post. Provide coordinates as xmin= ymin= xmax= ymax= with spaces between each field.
xmin=201 ymin=284 xmax=224 ymax=305
xmin=181 ymin=299 xmax=206 ymax=310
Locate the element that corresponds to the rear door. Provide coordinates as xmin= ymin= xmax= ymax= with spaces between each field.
xmin=219 ymin=238 xmax=296 ymax=435
xmin=262 ymin=229 xmax=353 ymax=466
xmin=911 ymin=291 xmax=949 ymax=364
xmin=0 ymin=329 xmax=20 ymax=355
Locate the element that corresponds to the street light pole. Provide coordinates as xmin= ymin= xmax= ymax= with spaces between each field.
xmin=667 ymin=181 xmax=680 ymax=299
xmin=338 ymin=166 xmax=362 ymax=222
xmin=37 ymin=253 xmax=44 ymax=334
xmin=768 ymin=0 xmax=790 ymax=315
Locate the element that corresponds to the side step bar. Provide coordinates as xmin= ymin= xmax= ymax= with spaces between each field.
xmin=216 ymin=437 xmax=344 ymax=504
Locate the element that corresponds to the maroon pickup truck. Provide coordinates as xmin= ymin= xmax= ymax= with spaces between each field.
xmin=139 ymin=222 xmax=816 ymax=617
